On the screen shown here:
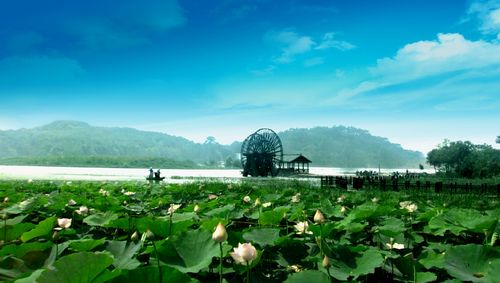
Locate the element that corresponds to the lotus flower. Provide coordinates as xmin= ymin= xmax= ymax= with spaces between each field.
xmin=67 ymin=199 xmax=77 ymax=206
xmin=212 ymin=222 xmax=228 ymax=243
xmin=340 ymin=206 xmax=347 ymax=213
xmin=337 ymin=195 xmax=346 ymax=203
xmin=291 ymin=193 xmax=301 ymax=203
xmin=262 ymin=202 xmax=272 ymax=208
xmin=243 ymin=196 xmax=251 ymax=203
xmin=371 ymin=197 xmax=379 ymax=203
xmin=75 ymin=206 xmax=88 ymax=215
xmin=386 ymin=242 xmax=405 ymax=250
xmin=167 ymin=204 xmax=181 ymax=214
xmin=230 ymin=243 xmax=257 ymax=265
xmin=406 ymin=204 xmax=418 ymax=213
xmin=99 ymin=189 xmax=109 ymax=196
xmin=3 ymin=197 xmax=9 ymax=203
xmin=208 ymin=194 xmax=218 ymax=200
xmin=56 ymin=218 xmax=72 ymax=230
xmin=123 ymin=191 xmax=135 ymax=196
xmin=254 ymin=198 xmax=261 ymax=207
xmin=314 ymin=210 xmax=325 ymax=224
xmin=294 ymin=221 xmax=312 ymax=235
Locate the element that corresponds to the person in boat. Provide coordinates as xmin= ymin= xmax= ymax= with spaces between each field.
xmin=149 ymin=167 xmax=154 ymax=179
xmin=155 ymin=169 xmax=161 ymax=179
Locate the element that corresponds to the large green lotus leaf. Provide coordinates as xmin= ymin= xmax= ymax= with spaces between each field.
xmin=4 ymin=223 xmax=35 ymax=241
xmin=69 ymin=238 xmax=106 ymax=252
xmin=349 ymin=203 xmax=391 ymax=222
xmin=204 ymin=204 xmax=235 ymax=218
xmin=106 ymin=240 xmax=142 ymax=270
xmin=111 ymin=265 xmax=199 ymax=283
xmin=243 ymin=228 xmax=280 ymax=247
xmin=328 ymin=247 xmax=384 ymax=280
xmin=284 ymin=270 xmax=330 ymax=283
xmin=134 ymin=216 xmax=193 ymax=238
xmin=444 ymin=244 xmax=500 ymax=283
xmin=83 ymin=211 xmax=119 ymax=227
xmin=418 ymin=250 xmax=446 ymax=269
xmin=157 ymin=229 xmax=219 ymax=273
xmin=415 ymin=272 xmax=438 ymax=283
xmin=0 ymin=242 xmax=52 ymax=258
xmin=377 ymin=217 xmax=406 ymax=237
xmin=37 ymin=252 xmax=113 ymax=283
xmin=21 ymin=216 xmax=55 ymax=242
xmin=0 ymin=215 xmax=27 ymax=228
xmin=258 ymin=210 xmax=284 ymax=226
xmin=14 ymin=269 xmax=44 ymax=283
xmin=427 ymin=209 xmax=497 ymax=236
xmin=2 ymin=198 xmax=36 ymax=214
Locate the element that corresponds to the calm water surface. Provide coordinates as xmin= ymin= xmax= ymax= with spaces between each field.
xmin=0 ymin=165 xmax=435 ymax=182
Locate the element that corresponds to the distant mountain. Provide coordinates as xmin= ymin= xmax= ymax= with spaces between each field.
xmin=0 ymin=120 xmax=425 ymax=168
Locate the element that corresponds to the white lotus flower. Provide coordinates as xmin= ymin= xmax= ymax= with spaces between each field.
xmin=167 ymin=204 xmax=181 ymax=215
xmin=3 ymin=197 xmax=9 ymax=203
xmin=254 ymin=198 xmax=261 ymax=207
xmin=230 ymin=243 xmax=257 ymax=265
xmin=212 ymin=222 xmax=228 ymax=243
xmin=123 ymin=191 xmax=135 ymax=196
xmin=208 ymin=194 xmax=218 ymax=200
xmin=294 ymin=221 xmax=312 ymax=235
xmin=67 ymin=199 xmax=77 ymax=206
xmin=371 ymin=197 xmax=379 ymax=203
xmin=340 ymin=206 xmax=347 ymax=213
xmin=406 ymin=204 xmax=418 ymax=213
xmin=337 ymin=195 xmax=346 ymax=203
xmin=99 ymin=189 xmax=109 ymax=196
xmin=75 ymin=206 xmax=88 ymax=215
xmin=243 ymin=196 xmax=251 ymax=203
xmin=291 ymin=193 xmax=301 ymax=203
xmin=262 ymin=202 xmax=272 ymax=208
xmin=386 ymin=242 xmax=405 ymax=250
xmin=56 ymin=218 xmax=72 ymax=230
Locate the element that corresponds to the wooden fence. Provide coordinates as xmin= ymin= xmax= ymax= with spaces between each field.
xmin=320 ymin=176 xmax=500 ymax=194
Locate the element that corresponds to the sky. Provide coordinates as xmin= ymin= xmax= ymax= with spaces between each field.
xmin=0 ymin=0 xmax=499 ymax=154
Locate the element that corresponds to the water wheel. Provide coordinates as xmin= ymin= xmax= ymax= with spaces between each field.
xmin=241 ymin=128 xmax=283 ymax=177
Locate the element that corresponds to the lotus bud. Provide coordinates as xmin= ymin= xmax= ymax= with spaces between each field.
xmin=322 ymin=255 xmax=330 ymax=268
xmin=212 ymin=222 xmax=228 ymax=243
xmin=243 ymin=196 xmax=251 ymax=203
xmin=193 ymin=204 xmax=200 ymax=213
xmin=3 ymin=197 xmax=9 ymax=203
xmin=254 ymin=198 xmax=261 ymax=207
xmin=131 ymin=231 xmax=139 ymax=241
xmin=145 ymin=229 xmax=154 ymax=239
xmin=340 ymin=206 xmax=347 ymax=213
xmin=314 ymin=210 xmax=325 ymax=224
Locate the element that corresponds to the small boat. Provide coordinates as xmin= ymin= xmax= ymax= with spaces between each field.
xmin=146 ymin=176 xmax=165 ymax=181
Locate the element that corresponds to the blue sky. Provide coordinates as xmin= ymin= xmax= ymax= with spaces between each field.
xmin=0 ymin=0 xmax=499 ymax=154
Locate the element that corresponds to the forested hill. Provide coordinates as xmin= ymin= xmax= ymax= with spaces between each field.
xmin=0 ymin=121 xmax=425 ymax=168
xmin=279 ymin=127 xmax=424 ymax=168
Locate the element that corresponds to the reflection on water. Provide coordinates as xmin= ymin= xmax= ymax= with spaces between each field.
xmin=0 ymin=165 xmax=435 ymax=182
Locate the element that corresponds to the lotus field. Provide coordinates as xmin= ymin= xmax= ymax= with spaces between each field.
xmin=0 ymin=180 xmax=499 ymax=282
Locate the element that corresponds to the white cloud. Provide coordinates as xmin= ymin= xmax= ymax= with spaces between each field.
xmin=265 ymin=30 xmax=354 ymax=65
xmin=328 ymin=33 xmax=500 ymax=109
xmin=266 ymin=30 xmax=315 ymax=63
xmin=372 ymin=33 xmax=500 ymax=82
xmin=467 ymin=0 xmax=500 ymax=35
xmin=315 ymin=32 xmax=356 ymax=51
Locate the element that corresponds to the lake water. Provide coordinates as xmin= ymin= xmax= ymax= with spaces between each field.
xmin=0 ymin=165 xmax=435 ymax=182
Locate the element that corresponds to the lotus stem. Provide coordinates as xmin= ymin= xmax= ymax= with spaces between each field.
xmin=219 ymin=242 xmax=223 ymax=283
xmin=246 ymin=263 xmax=250 ymax=283
xmin=168 ymin=213 xmax=173 ymax=237
xmin=152 ymin=240 xmax=162 ymax=283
